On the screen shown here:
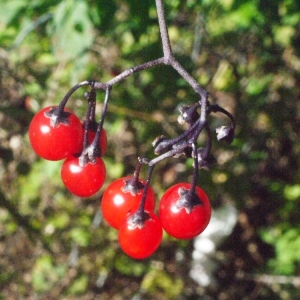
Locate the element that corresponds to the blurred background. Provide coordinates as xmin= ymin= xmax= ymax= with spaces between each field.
xmin=0 ymin=0 xmax=300 ymax=299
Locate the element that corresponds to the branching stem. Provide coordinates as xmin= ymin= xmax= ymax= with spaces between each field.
xmin=61 ymin=0 xmax=209 ymax=121
xmin=106 ymin=58 xmax=165 ymax=86
xmin=55 ymin=0 xmax=234 ymax=194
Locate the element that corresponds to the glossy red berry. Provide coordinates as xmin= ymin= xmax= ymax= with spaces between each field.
xmin=61 ymin=155 xmax=106 ymax=197
xmin=29 ymin=106 xmax=83 ymax=161
xmin=118 ymin=212 xmax=162 ymax=259
xmin=101 ymin=176 xmax=156 ymax=229
xmin=159 ymin=183 xmax=211 ymax=239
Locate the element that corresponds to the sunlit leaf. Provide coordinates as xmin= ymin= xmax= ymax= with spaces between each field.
xmin=50 ymin=0 xmax=94 ymax=60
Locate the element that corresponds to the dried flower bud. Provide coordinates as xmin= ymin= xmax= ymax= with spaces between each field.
xmin=177 ymin=105 xmax=199 ymax=125
xmin=152 ymin=135 xmax=172 ymax=154
xmin=193 ymin=147 xmax=216 ymax=171
xmin=216 ymin=126 xmax=235 ymax=144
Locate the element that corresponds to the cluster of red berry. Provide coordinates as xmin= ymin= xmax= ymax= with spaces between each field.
xmin=28 ymin=80 xmax=234 ymax=259
xmin=26 ymin=0 xmax=236 ymax=260
xmin=102 ymin=176 xmax=211 ymax=259
xmin=28 ymin=105 xmax=211 ymax=259
xmin=28 ymin=103 xmax=108 ymax=198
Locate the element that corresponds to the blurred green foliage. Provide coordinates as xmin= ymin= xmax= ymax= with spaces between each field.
xmin=0 ymin=0 xmax=300 ymax=299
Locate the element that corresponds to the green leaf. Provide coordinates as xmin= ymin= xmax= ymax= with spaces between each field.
xmin=141 ymin=268 xmax=184 ymax=298
xmin=70 ymin=227 xmax=90 ymax=247
xmin=50 ymin=0 xmax=94 ymax=60
xmin=125 ymin=0 xmax=151 ymax=38
xmin=275 ymin=229 xmax=300 ymax=274
xmin=0 ymin=0 xmax=28 ymax=26
xmin=48 ymin=212 xmax=70 ymax=229
xmin=114 ymin=254 xmax=147 ymax=277
xmin=246 ymin=75 xmax=274 ymax=95
xmin=32 ymin=254 xmax=67 ymax=292
xmin=284 ymin=185 xmax=300 ymax=201
xmin=67 ymin=275 xmax=88 ymax=294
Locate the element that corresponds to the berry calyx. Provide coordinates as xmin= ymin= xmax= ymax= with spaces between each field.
xmin=29 ymin=106 xmax=83 ymax=161
xmin=159 ymin=183 xmax=211 ymax=239
xmin=101 ymin=176 xmax=156 ymax=230
xmin=61 ymin=155 xmax=106 ymax=197
xmin=118 ymin=211 xmax=162 ymax=259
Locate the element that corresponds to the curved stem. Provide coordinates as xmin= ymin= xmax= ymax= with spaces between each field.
xmin=83 ymin=89 xmax=96 ymax=149
xmin=122 ymin=160 xmax=145 ymax=194
xmin=106 ymin=58 xmax=165 ymax=86
xmin=136 ymin=165 xmax=155 ymax=215
xmin=190 ymin=119 xmax=207 ymax=143
xmin=154 ymin=117 xmax=202 ymax=154
xmin=155 ymin=0 xmax=209 ymax=109
xmin=79 ymin=86 xmax=111 ymax=164
xmin=190 ymin=141 xmax=199 ymax=195
xmin=133 ymin=159 xmax=143 ymax=182
xmin=59 ymin=0 xmax=209 ymax=114
xmin=123 ymin=158 xmax=144 ymax=192
xmin=91 ymin=86 xmax=111 ymax=149
xmin=106 ymin=0 xmax=208 ymax=112
xmin=169 ymin=59 xmax=208 ymax=104
xmin=58 ymin=81 xmax=97 ymax=112
xmin=57 ymin=0 xmax=219 ymax=173
xmin=210 ymin=104 xmax=236 ymax=128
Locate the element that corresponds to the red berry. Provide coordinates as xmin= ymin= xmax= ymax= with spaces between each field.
xmin=101 ymin=177 xmax=156 ymax=229
xmin=61 ymin=156 xmax=106 ymax=197
xmin=118 ymin=212 xmax=162 ymax=259
xmin=29 ymin=106 xmax=83 ymax=161
xmin=159 ymin=183 xmax=211 ymax=239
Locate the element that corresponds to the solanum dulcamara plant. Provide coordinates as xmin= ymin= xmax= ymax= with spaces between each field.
xmin=28 ymin=0 xmax=235 ymax=259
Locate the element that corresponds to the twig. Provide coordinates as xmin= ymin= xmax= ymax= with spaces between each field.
xmin=155 ymin=0 xmax=172 ymax=59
